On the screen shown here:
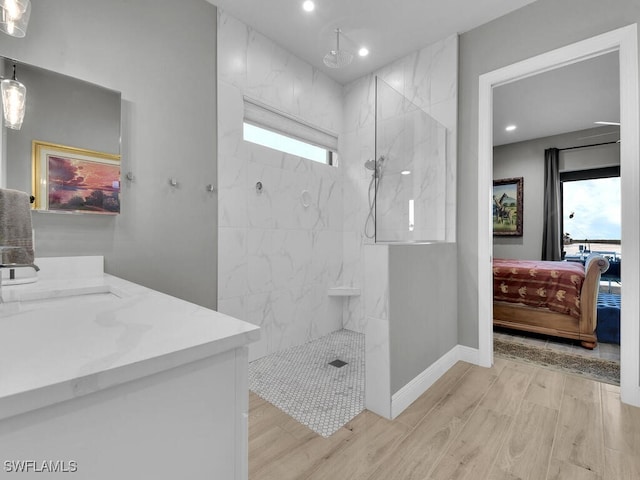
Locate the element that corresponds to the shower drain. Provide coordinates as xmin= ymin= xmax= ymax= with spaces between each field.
xmin=328 ymin=359 xmax=348 ymax=368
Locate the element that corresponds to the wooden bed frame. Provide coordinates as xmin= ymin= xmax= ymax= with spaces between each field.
xmin=493 ymin=254 xmax=609 ymax=349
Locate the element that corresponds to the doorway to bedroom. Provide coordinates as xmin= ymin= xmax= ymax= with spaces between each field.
xmin=479 ymin=26 xmax=640 ymax=403
xmin=491 ymin=51 xmax=621 ymax=382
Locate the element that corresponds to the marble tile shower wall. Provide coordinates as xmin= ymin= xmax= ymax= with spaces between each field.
xmin=340 ymin=35 xmax=458 ymax=333
xmin=216 ymin=10 xmax=458 ymax=369
xmin=339 ymin=37 xmax=457 ymax=418
xmin=217 ymin=11 xmax=344 ymax=361
xmin=341 ymin=36 xmax=458 ymax=335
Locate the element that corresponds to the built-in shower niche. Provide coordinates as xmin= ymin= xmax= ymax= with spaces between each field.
xmin=374 ymin=77 xmax=447 ymax=243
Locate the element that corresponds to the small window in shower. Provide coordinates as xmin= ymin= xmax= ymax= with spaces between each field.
xmin=243 ymin=123 xmax=334 ymax=164
xmin=242 ymin=96 xmax=338 ymax=166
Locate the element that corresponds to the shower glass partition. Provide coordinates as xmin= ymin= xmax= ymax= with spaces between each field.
xmin=374 ymin=77 xmax=447 ymax=243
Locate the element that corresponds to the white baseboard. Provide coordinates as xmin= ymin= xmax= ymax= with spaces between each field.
xmin=621 ymin=382 xmax=640 ymax=408
xmin=391 ymin=344 xmax=481 ymax=418
xmin=390 ymin=342 xmax=640 ymax=414
xmin=455 ymin=344 xmax=480 ymax=365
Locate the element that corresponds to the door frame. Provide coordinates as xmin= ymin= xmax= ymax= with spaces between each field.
xmin=477 ymin=24 xmax=640 ymax=406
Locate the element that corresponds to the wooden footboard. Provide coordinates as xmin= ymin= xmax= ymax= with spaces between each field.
xmin=493 ymin=254 xmax=609 ymax=349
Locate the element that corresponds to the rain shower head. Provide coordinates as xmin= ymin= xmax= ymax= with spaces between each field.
xmin=323 ymin=28 xmax=353 ymax=69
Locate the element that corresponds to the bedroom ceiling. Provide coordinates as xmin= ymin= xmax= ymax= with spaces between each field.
xmin=493 ymin=52 xmax=620 ymax=146
xmin=208 ymin=0 xmax=539 ymax=85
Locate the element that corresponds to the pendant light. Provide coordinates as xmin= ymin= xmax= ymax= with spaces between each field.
xmin=0 ymin=0 xmax=31 ymax=38
xmin=1 ymin=63 xmax=26 ymax=130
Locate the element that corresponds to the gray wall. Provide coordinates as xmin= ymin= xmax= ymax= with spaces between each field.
xmin=493 ymin=128 xmax=620 ymax=261
xmin=0 ymin=0 xmax=218 ymax=309
xmin=5 ymin=60 xmax=121 ymax=195
xmin=458 ymin=0 xmax=640 ymax=348
xmin=389 ymin=243 xmax=457 ymax=395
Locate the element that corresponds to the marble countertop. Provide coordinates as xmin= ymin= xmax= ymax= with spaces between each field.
xmin=0 ymin=256 xmax=260 ymax=421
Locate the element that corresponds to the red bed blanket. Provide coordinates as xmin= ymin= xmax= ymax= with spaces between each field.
xmin=493 ymin=259 xmax=585 ymax=319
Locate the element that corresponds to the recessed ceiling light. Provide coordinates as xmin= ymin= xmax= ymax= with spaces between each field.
xmin=401 ymin=170 xmax=411 ymax=175
xmin=302 ymin=0 xmax=315 ymax=12
xmin=505 ymin=125 xmax=517 ymax=132
xmin=358 ymin=47 xmax=369 ymax=57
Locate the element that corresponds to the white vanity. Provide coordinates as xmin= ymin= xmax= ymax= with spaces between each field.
xmin=0 ymin=256 xmax=259 ymax=479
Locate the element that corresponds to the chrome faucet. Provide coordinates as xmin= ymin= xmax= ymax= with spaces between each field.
xmin=0 ymin=262 xmax=40 ymax=276
xmin=0 ymin=246 xmax=39 ymax=277
xmin=0 ymin=263 xmax=39 ymax=304
xmin=0 ymin=246 xmax=39 ymax=300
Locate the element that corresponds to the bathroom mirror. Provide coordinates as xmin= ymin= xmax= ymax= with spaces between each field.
xmin=1 ymin=57 xmax=121 ymax=212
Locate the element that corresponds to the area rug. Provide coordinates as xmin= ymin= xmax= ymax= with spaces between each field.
xmin=494 ymin=337 xmax=620 ymax=385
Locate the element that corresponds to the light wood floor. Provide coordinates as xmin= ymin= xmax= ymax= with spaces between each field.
xmin=249 ymin=358 xmax=640 ymax=480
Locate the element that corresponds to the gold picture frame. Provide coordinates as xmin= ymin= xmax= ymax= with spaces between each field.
xmin=32 ymin=141 xmax=121 ymax=214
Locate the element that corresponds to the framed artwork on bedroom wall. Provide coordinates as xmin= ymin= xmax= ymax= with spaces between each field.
xmin=493 ymin=177 xmax=523 ymax=236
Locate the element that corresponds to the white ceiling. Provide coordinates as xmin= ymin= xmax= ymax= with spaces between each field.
xmin=208 ymin=0 xmax=619 ymax=146
xmin=493 ymin=51 xmax=620 ymax=146
xmin=208 ymin=0 xmax=538 ymax=85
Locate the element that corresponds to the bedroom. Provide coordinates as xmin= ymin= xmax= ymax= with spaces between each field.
xmin=491 ymin=51 xmax=621 ymax=378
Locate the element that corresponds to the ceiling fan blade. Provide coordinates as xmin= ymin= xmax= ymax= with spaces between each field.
xmin=577 ymin=130 xmax=620 ymax=140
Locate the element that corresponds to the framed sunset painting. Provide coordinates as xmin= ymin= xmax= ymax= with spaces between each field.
xmin=32 ymin=141 xmax=121 ymax=214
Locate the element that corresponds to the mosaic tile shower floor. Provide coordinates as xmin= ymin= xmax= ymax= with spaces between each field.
xmin=248 ymin=329 xmax=364 ymax=438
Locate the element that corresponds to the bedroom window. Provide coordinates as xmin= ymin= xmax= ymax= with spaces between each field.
xmin=561 ymin=166 xmax=621 ymax=254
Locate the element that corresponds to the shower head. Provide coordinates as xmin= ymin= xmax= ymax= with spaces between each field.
xmin=364 ymin=159 xmax=376 ymax=171
xmin=364 ymin=157 xmax=386 ymax=171
xmin=364 ymin=157 xmax=386 ymax=178
xmin=323 ymin=28 xmax=353 ymax=69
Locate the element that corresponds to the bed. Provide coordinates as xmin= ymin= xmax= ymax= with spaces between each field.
xmin=493 ymin=253 xmax=609 ymax=349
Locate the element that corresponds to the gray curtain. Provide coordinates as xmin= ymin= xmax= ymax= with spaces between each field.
xmin=542 ymin=148 xmax=562 ymax=260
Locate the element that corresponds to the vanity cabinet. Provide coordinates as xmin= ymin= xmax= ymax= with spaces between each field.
xmin=0 ymin=256 xmax=258 ymax=479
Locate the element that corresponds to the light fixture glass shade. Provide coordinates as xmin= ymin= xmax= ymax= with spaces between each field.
xmin=0 ymin=0 xmax=30 ymax=38
xmin=1 ymin=77 xmax=26 ymax=129
xmin=0 ymin=0 xmax=28 ymax=14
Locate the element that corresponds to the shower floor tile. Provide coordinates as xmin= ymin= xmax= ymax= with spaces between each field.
xmin=248 ymin=329 xmax=365 ymax=438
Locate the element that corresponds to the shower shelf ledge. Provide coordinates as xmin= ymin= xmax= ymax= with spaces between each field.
xmin=327 ymin=287 xmax=361 ymax=297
